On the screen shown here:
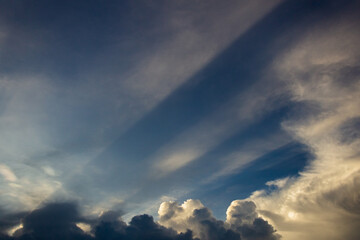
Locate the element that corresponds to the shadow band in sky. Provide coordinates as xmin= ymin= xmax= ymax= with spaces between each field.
xmin=69 ymin=0 xmax=354 ymax=207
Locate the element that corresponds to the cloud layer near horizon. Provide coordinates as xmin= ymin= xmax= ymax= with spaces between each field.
xmin=0 ymin=200 xmax=279 ymax=240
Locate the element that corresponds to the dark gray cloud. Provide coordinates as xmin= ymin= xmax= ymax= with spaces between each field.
xmin=0 ymin=211 xmax=25 ymax=235
xmin=96 ymin=214 xmax=196 ymax=240
xmin=12 ymin=203 xmax=90 ymax=240
xmin=190 ymin=208 xmax=240 ymax=240
xmin=0 ymin=202 xmax=196 ymax=240
xmin=0 ymin=201 xmax=281 ymax=240
xmin=235 ymin=218 xmax=279 ymax=240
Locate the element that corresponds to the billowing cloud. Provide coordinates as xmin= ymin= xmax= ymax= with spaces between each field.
xmin=0 ymin=200 xmax=281 ymax=240
xmin=0 ymin=202 xmax=197 ymax=240
xmin=159 ymin=199 xmax=279 ymax=240
xmin=226 ymin=201 xmax=280 ymax=240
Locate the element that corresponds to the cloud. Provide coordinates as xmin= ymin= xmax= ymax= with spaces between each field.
xmin=226 ymin=201 xmax=258 ymax=226
xmin=1 ymin=2 xmax=359 ymax=240
xmin=159 ymin=199 xmax=279 ymax=240
xmin=12 ymin=202 xmax=88 ymax=240
xmin=202 ymin=132 xmax=292 ymax=184
xmin=0 ymin=165 xmax=17 ymax=182
xmin=237 ymin=4 xmax=360 ymax=240
xmin=265 ymin=177 xmax=290 ymax=189
xmin=149 ymin=71 xmax=289 ymax=177
xmin=226 ymin=201 xmax=280 ymax=240
xmin=0 ymin=202 xmax=197 ymax=240
xmin=159 ymin=199 xmax=240 ymax=240
xmin=0 ymin=211 xmax=25 ymax=236
xmin=0 ymin=0 xmax=282 ymax=217
xmin=118 ymin=0 xmax=282 ymax=113
xmin=100 ymin=214 xmax=195 ymax=240
xmin=0 ymin=200 xmax=279 ymax=240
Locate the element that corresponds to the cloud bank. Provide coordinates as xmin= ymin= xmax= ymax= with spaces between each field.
xmin=0 ymin=202 xmax=195 ymax=240
xmin=159 ymin=199 xmax=280 ymax=240
xmin=0 ymin=200 xmax=279 ymax=240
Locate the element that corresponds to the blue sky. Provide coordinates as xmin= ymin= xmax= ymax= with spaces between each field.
xmin=0 ymin=1 xmax=360 ymax=240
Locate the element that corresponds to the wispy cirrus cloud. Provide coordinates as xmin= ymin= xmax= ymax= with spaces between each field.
xmin=0 ymin=0 xmax=282 ymax=215
xmin=0 ymin=165 xmax=16 ymax=182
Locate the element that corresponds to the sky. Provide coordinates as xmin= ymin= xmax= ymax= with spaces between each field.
xmin=0 ymin=0 xmax=359 ymax=240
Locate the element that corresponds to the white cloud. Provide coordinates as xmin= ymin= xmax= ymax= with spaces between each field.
xmin=266 ymin=177 xmax=290 ymax=189
xmin=0 ymin=1 xmax=283 ymax=216
xmin=42 ymin=166 xmax=57 ymax=177
xmin=159 ymin=199 xmax=280 ymax=240
xmin=76 ymin=223 xmax=92 ymax=235
xmin=226 ymin=200 xmax=258 ymax=226
xmin=203 ymin=132 xmax=291 ymax=184
xmin=119 ymin=0 xmax=282 ymax=113
xmin=158 ymin=199 xmax=215 ymax=238
xmin=150 ymin=76 xmax=287 ymax=176
xmin=0 ymin=164 xmax=17 ymax=182
xmin=7 ymin=223 xmax=23 ymax=236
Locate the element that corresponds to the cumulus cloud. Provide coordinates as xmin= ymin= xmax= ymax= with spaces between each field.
xmin=0 ymin=200 xmax=279 ymax=240
xmin=0 ymin=202 xmax=197 ymax=240
xmin=159 ymin=199 xmax=279 ymax=240
xmin=226 ymin=201 xmax=258 ymax=226
xmin=226 ymin=201 xmax=280 ymax=240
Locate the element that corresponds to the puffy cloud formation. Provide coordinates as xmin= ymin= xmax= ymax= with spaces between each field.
xmin=226 ymin=201 xmax=257 ymax=226
xmin=159 ymin=199 xmax=279 ymax=240
xmin=0 ymin=202 xmax=196 ymax=240
xmin=0 ymin=200 xmax=281 ymax=240
xmin=94 ymin=214 xmax=195 ymax=240
xmin=226 ymin=201 xmax=280 ymax=240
